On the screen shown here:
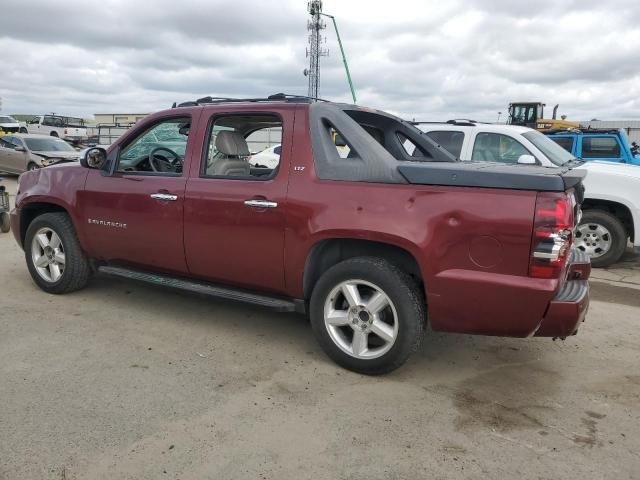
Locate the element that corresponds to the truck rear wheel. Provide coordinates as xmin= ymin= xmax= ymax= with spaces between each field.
xmin=309 ymin=257 xmax=425 ymax=375
xmin=50 ymin=131 xmax=58 ymax=137
xmin=576 ymin=210 xmax=627 ymax=267
xmin=24 ymin=212 xmax=91 ymax=294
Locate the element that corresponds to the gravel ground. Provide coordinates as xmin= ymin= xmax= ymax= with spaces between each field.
xmin=1 ymin=175 xmax=639 ymax=479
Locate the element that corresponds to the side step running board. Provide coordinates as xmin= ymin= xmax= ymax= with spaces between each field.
xmin=98 ymin=266 xmax=303 ymax=313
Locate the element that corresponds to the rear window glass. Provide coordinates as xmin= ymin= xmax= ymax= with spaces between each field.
xmin=549 ymin=136 xmax=574 ymax=153
xmin=425 ymin=131 xmax=464 ymax=158
xmin=397 ymin=133 xmax=429 ymax=158
xmin=582 ymin=136 xmax=621 ymax=158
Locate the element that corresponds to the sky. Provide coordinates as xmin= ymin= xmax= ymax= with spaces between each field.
xmin=0 ymin=0 xmax=639 ymax=122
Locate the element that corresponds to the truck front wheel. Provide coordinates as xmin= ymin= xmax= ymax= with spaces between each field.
xmin=309 ymin=257 xmax=425 ymax=375
xmin=575 ymin=210 xmax=627 ymax=267
xmin=0 ymin=212 xmax=10 ymax=233
xmin=24 ymin=212 xmax=91 ymax=294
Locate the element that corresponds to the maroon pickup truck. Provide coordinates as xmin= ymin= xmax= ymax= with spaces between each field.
xmin=10 ymin=94 xmax=590 ymax=374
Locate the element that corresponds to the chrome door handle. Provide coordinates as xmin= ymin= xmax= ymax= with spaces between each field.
xmin=150 ymin=193 xmax=178 ymax=201
xmin=244 ymin=199 xmax=278 ymax=209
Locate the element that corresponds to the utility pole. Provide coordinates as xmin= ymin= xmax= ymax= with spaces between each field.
xmin=304 ymin=1 xmax=328 ymax=100
xmin=321 ymin=13 xmax=356 ymax=103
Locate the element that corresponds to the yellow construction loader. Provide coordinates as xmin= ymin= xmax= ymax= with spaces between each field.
xmin=507 ymin=102 xmax=579 ymax=132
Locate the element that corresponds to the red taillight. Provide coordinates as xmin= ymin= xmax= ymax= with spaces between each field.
xmin=529 ymin=192 xmax=575 ymax=279
xmin=64 ymin=128 xmax=68 ymax=135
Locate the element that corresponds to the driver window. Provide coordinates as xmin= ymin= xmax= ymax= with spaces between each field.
xmin=117 ymin=117 xmax=190 ymax=175
xmin=471 ymin=132 xmax=532 ymax=164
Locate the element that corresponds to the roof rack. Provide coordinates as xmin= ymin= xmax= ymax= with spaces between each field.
xmin=446 ymin=119 xmax=480 ymax=126
xmin=411 ymin=119 xmax=483 ymax=127
xmin=171 ymin=93 xmax=329 ymax=108
xmin=546 ymin=127 xmax=622 ymax=135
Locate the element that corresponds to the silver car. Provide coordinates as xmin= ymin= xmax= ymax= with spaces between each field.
xmin=0 ymin=134 xmax=79 ymax=174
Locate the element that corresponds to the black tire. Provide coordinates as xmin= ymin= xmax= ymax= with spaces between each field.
xmin=309 ymin=257 xmax=425 ymax=375
xmin=27 ymin=162 xmax=39 ymax=172
xmin=19 ymin=127 xmax=27 ymax=134
xmin=0 ymin=212 xmax=10 ymax=233
xmin=24 ymin=212 xmax=91 ymax=294
xmin=50 ymin=131 xmax=59 ymax=137
xmin=577 ymin=210 xmax=627 ymax=268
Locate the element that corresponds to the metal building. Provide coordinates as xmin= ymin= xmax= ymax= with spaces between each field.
xmin=580 ymin=120 xmax=640 ymax=143
xmin=93 ymin=113 xmax=148 ymax=125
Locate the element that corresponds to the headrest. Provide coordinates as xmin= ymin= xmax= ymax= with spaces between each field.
xmin=215 ymin=130 xmax=249 ymax=156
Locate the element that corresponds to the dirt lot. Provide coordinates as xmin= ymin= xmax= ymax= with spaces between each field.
xmin=1 ymin=176 xmax=639 ymax=479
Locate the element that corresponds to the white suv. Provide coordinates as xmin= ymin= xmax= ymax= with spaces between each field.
xmin=417 ymin=121 xmax=640 ymax=267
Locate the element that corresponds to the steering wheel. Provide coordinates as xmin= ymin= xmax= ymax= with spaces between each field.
xmin=148 ymin=147 xmax=182 ymax=173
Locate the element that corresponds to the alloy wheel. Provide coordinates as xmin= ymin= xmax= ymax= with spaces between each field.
xmin=31 ymin=227 xmax=66 ymax=282
xmin=323 ymin=279 xmax=398 ymax=359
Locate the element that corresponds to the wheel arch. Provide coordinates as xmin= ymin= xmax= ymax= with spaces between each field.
xmin=19 ymin=202 xmax=70 ymax=247
xmin=582 ymin=197 xmax=634 ymax=243
xmin=303 ymin=238 xmax=424 ymax=300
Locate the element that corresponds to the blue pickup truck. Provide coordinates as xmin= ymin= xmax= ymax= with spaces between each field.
xmin=546 ymin=128 xmax=640 ymax=165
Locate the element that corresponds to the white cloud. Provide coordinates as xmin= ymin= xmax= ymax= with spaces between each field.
xmin=0 ymin=0 xmax=638 ymax=122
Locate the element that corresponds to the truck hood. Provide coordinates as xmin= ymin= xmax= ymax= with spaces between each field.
xmin=581 ymin=161 xmax=640 ymax=180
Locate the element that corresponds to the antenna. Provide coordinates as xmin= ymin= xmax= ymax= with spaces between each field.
xmin=305 ymin=1 xmax=328 ymax=100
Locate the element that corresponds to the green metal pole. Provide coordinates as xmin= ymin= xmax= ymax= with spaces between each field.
xmin=323 ymin=14 xmax=357 ymax=104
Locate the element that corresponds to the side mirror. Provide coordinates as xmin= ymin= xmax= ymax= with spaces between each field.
xmin=14 ymin=146 xmax=26 ymax=152
xmin=80 ymin=147 xmax=108 ymax=169
xmin=517 ymin=154 xmax=537 ymax=165
xmin=334 ymin=133 xmax=347 ymax=147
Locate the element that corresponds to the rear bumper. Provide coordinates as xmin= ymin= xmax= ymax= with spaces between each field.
xmin=534 ymin=249 xmax=591 ymax=338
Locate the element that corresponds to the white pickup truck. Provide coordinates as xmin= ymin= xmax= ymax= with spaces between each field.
xmin=24 ymin=115 xmax=88 ymax=143
xmin=417 ymin=121 xmax=640 ymax=267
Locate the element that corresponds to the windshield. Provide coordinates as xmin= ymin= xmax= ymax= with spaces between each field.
xmin=0 ymin=116 xmax=17 ymax=123
xmin=522 ymin=131 xmax=575 ymax=166
xmin=24 ymin=137 xmax=76 ymax=152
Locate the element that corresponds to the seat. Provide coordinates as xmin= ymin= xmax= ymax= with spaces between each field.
xmin=473 ymin=135 xmax=498 ymax=162
xmin=210 ymin=130 xmax=251 ymax=176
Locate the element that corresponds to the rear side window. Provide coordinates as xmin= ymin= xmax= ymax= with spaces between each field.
xmin=582 ymin=136 xmax=621 ymax=158
xmin=425 ymin=131 xmax=464 ymax=158
xmin=549 ymin=136 xmax=574 ymax=153
xmin=0 ymin=137 xmax=15 ymax=148
xmin=203 ymin=113 xmax=282 ymax=179
xmin=397 ymin=132 xmax=430 ymax=158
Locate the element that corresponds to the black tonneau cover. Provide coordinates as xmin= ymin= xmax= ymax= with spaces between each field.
xmin=398 ymin=162 xmax=586 ymax=192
